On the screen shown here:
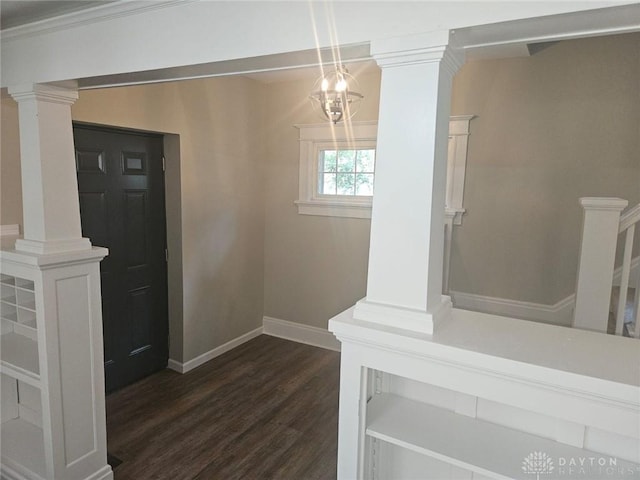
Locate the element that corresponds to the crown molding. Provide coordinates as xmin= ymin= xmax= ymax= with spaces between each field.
xmin=8 ymin=83 xmax=78 ymax=105
xmin=1 ymin=0 xmax=196 ymax=42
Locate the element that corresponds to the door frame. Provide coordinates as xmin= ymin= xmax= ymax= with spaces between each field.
xmin=73 ymin=122 xmax=184 ymax=369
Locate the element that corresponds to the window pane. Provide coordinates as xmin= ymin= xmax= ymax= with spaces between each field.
xmin=355 ymin=173 xmax=374 ymax=196
xmin=322 ymin=173 xmax=337 ymax=194
xmin=337 ymin=150 xmax=356 ymax=172
xmin=336 ymin=173 xmax=355 ymax=195
xmin=356 ymin=149 xmax=375 ymax=173
xmin=321 ymin=150 xmax=337 ymax=173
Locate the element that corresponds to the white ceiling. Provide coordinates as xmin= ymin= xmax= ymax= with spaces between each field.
xmin=0 ymin=0 xmax=378 ymax=86
xmin=0 ymin=0 xmax=115 ymax=30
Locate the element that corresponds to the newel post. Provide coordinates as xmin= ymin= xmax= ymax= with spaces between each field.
xmin=573 ymin=197 xmax=628 ymax=332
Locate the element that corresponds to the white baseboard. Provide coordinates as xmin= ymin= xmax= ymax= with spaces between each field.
xmin=0 ymin=224 xmax=20 ymax=236
xmin=262 ymin=316 xmax=341 ymax=352
xmin=450 ymin=291 xmax=574 ymax=327
xmin=86 ymin=465 xmax=114 ymax=480
xmin=167 ymin=326 xmax=263 ymax=374
xmin=451 ymin=257 xmax=639 ymax=326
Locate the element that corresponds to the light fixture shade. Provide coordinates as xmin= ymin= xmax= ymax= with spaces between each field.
xmin=309 ymin=66 xmax=363 ymax=124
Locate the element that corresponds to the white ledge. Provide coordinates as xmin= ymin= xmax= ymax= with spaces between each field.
xmin=295 ymin=200 xmax=372 ymax=219
xmin=330 ymin=306 xmax=640 ymax=395
xmin=329 ymin=307 xmax=640 ymax=439
xmin=0 ymin=246 xmax=108 ymax=269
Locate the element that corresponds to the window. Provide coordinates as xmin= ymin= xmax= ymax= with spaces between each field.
xmin=295 ymin=121 xmax=377 ymax=219
xmin=318 ymin=148 xmax=375 ymax=196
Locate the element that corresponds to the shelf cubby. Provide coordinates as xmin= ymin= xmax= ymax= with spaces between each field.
xmin=0 ymin=332 xmax=40 ymax=386
xmin=0 ymin=274 xmax=40 ymax=386
xmin=0 ymin=418 xmax=46 ymax=480
xmin=366 ymin=393 xmax=639 ymax=480
xmin=1 ymin=302 xmax=18 ymax=323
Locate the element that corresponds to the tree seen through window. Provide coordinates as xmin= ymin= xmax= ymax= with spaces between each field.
xmin=318 ymin=149 xmax=375 ymax=196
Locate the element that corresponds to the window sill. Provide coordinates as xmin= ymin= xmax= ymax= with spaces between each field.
xmin=295 ymin=200 xmax=372 ymax=219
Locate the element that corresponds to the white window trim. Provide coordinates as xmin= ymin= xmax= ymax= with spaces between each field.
xmin=295 ymin=121 xmax=378 ymax=219
xmin=446 ymin=115 xmax=475 ymax=225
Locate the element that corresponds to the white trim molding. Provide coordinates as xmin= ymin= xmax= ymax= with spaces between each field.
xmin=450 ymin=290 xmax=575 ymax=327
xmin=0 ymin=224 xmax=20 ymax=237
xmin=443 ymin=116 xmax=474 ymax=294
xmin=167 ymin=326 xmax=263 ymax=374
xmin=263 ymin=316 xmax=341 ymax=352
xmin=446 ymin=115 xmax=475 ymax=226
xmin=294 ymin=121 xmax=377 ymax=219
xmin=1 ymin=0 xmax=195 ymax=41
xmin=451 ymin=257 xmax=639 ymax=326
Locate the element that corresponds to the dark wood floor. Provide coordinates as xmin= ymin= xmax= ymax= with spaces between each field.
xmin=106 ymin=335 xmax=341 ymax=480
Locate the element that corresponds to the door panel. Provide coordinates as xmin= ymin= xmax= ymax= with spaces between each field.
xmin=74 ymin=125 xmax=168 ymax=393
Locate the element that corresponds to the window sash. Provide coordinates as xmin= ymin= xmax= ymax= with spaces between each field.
xmin=317 ymin=148 xmax=376 ymax=197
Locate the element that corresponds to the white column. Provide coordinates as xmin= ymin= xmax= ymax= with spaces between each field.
xmin=353 ymin=31 xmax=463 ymax=334
xmin=573 ymin=197 xmax=628 ymax=332
xmin=2 ymin=83 xmax=112 ymax=479
xmin=8 ymin=83 xmax=91 ymax=255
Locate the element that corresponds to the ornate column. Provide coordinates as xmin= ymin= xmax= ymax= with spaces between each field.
xmin=8 ymin=83 xmax=91 ymax=255
xmin=331 ymin=32 xmax=463 ymax=480
xmin=1 ymin=83 xmax=112 ymax=480
xmin=353 ymin=31 xmax=463 ymax=334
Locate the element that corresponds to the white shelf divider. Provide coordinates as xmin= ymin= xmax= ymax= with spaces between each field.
xmin=366 ymin=393 xmax=639 ymax=480
xmin=0 ymin=332 xmax=40 ymax=386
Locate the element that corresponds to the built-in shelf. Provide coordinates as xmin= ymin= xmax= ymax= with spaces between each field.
xmin=0 ymin=418 xmax=46 ymax=480
xmin=0 ymin=332 xmax=40 ymax=386
xmin=1 ymin=254 xmax=110 ymax=479
xmin=1 ymin=318 xmax=37 ymax=340
xmin=0 ymin=274 xmax=40 ymax=387
xmin=14 ymin=278 xmax=34 ymax=290
xmin=366 ymin=393 xmax=638 ymax=480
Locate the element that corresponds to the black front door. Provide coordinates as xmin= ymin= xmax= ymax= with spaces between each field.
xmin=74 ymin=125 xmax=169 ymax=393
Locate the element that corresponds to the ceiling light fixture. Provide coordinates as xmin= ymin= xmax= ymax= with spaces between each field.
xmin=309 ymin=65 xmax=363 ymax=124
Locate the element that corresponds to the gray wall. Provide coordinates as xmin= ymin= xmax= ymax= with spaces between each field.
xmin=1 ymin=32 xmax=638 ymax=359
xmin=263 ymin=70 xmax=381 ymax=328
xmin=1 ymin=97 xmax=23 ymax=227
xmin=449 ymin=32 xmax=640 ymax=305
xmin=71 ymin=77 xmax=266 ymax=363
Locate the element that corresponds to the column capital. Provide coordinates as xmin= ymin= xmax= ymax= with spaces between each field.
xmin=579 ymin=197 xmax=628 ymax=212
xmin=371 ymin=30 xmax=464 ymax=76
xmin=8 ymin=83 xmax=78 ymax=105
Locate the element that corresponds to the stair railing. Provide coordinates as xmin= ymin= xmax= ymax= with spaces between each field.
xmin=614 ymin=203 xmax=640 ymax=337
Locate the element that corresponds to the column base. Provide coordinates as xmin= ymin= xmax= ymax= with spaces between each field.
xmin=352 ymin=296 xmax=452 ymax=335
xmin=15 ymin=237 xmax=92 ymax=255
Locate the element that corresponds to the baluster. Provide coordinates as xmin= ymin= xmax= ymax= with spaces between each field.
xmin=616 ymin=225 xmax=635 ymax=335
xmin=634 ymin=268 xmax=640 ymax=339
